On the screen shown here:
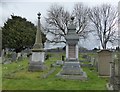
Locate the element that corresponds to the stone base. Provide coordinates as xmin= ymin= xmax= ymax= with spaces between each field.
xmin=56 ymin=71 xmax=87 ymax=80
xmin=56 ymin=60 xmax=87 ymax=80
xmin=60 ymin=62 xmax=83 ymax=75
xmin=28 ymin=51 xmax=46 ymax=72
xmin=28 ymin=62 xmax=46 ymax=72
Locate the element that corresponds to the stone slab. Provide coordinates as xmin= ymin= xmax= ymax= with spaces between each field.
xmin=0 ymin=57 xmax=2 ymax=64
xmin=28 ymin=62 xmax=46 ymax=71
xmin=56 ymin=71 xmax=87 ymax=80
xmin=56 ymin=60 xmax=63 ymax=65
xmin=57 ymin=59 xmax=87 ymax=80
xmin=60 ymin=62 xmax=83 ymax=75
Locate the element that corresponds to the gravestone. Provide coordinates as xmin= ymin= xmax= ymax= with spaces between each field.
xmin=20 ymin=51 xmax=27 ymax=59
xmin=90 ymin=57 xmax=95 ymax=66
xmin=17 ymin=53 xmax=21 ymax=59
xmin=3 ymin=58 xmax=11 ymax=64
xmin=112 ymin=54 xmax=119 ymax=90
xmin=28 ymin=12 xmax=45 ymax=71
xmin=117 ymin=52 xmax=120 ymax=90
xmin=97 ymin=50 xmax=113 ymax=76
xmin=22 ymin=53 xmax=27 ymax=58
xmin=107 ymin=2 xmax=120 ymax=90
xmin=17 ymin=52 xmax=22 ymax=61
xmin=1 ymin=49 xmax=5 ymax=63
xmin=57 ymin=17 xmax=87 ymax=80
xmin=56 ymin=60 xmax=63 ymax=65
xmin=11 ymin=52 xmax=17 ymax=61
xmin=0 ymin=57 xmax=1 ymax=64
xmin=1 ymin=49 xmax=5 ymax=57
xmin=107 ymin=53 xmax=120 ymax=90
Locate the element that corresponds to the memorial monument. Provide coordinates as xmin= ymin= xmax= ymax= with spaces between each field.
xmin=57 ymin=17 xmax=87 ymax=80
xmin=28 ymin=12 xmax=45 ymax=71
xmin=97 ymin=50 xmax=113 ymax=76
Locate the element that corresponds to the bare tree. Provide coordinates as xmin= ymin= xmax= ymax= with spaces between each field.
xmin=45 ymin=3 xmax=90 ymax=44
xmin=89 ymin=4 xmax=118 ymax=49
xmin=73 ymin=3 xmax=90 ymax=38
xmin=45 ymin=4 xmax=70 ymax=43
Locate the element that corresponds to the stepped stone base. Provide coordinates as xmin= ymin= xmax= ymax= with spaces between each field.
xmin=56 ymin=59 xmax=87 ymax=80
xmin=56 ymin=71 xmax=87 ymax=80
xmin=28 ymin=62 xmax=46 ymax=72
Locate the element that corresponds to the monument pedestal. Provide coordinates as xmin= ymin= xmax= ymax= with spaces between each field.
xmin=57 ymin=59 xmax=87 ymax=80
xmin=28 ymin=51 xmax=46 ymax=71
xmin=28 ymin=62 xmax=46 ymax=71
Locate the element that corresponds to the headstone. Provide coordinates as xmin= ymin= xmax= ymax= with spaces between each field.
xmin=1 ymin=49 xmax=5 ymax=57
xmin=82 ymin=54 xmax=88 ymax=59
xmin=11 ymin=52 xmax=17 ymax=61
xmin=107 ymin=52 xmax=120 ymax=90
xmin=117 ymin=52 xmax=120 ymax=90
xmin=28 ymin=12 xmax=46 ymax=71
xmin=0 ymin=49 xmax=5 ymax=63
xmin=90 ymin=57 xmax=95 ymax=66
xmin=107 ymin=2 xmax=120 ymax=90
xmin=0 ymin=56 xmax=1 ymax=64
xmin=17 ymin=53 xmax=21 ymax=59
xmin=17 ymin=52 xmax=22 ymax=61
xmin=22 ymin=53 xmax=27 ymax=58
xmin=56 ymin=60 xmax=63 ymax=65
xmin=97 ymin=50 xmax=113 ymax=76
xmin=57 ymin=17 xmax=87 ymax=80
xmin=5 ymin=48 xmax=9 ymax=55
xmin=4 ymin=58 xmax=11 ymax=64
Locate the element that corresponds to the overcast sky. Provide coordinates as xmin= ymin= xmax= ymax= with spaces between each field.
xmin=0 ymin=0 xmax=120 ymax=49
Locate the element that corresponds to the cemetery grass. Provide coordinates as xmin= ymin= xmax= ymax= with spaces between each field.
xmin=2 ymin=52 xmax=108 ymax=90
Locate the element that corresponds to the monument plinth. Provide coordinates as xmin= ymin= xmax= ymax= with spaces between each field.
xmin=28 ymin=13 xmax=45 ymax=71
xmin=57 ymin=17 xmax=87 ymax=80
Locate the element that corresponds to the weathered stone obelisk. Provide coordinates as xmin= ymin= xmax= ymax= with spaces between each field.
xmin=57 ymin=17 xmax=87 ymax=80
xmin=28 ymin=12 xmax=45 ymax=71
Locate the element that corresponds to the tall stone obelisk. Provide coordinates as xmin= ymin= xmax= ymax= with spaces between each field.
xmin=28 ymin=12 xmax=45 ymax=71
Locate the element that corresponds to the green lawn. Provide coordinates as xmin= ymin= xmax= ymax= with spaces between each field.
xmin=2 ymin=52 xmax=108 ymax=90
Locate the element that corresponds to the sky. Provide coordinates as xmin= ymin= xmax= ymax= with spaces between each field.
xmin=0 ymin=0 xmax=120 ymax=50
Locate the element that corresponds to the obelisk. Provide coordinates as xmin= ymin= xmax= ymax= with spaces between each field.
xmin=28 ymin=12 xmax=45 ymax=71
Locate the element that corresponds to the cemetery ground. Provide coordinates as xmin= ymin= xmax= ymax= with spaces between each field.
xmin=2 ymin=52 xmax=109 ymax=90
